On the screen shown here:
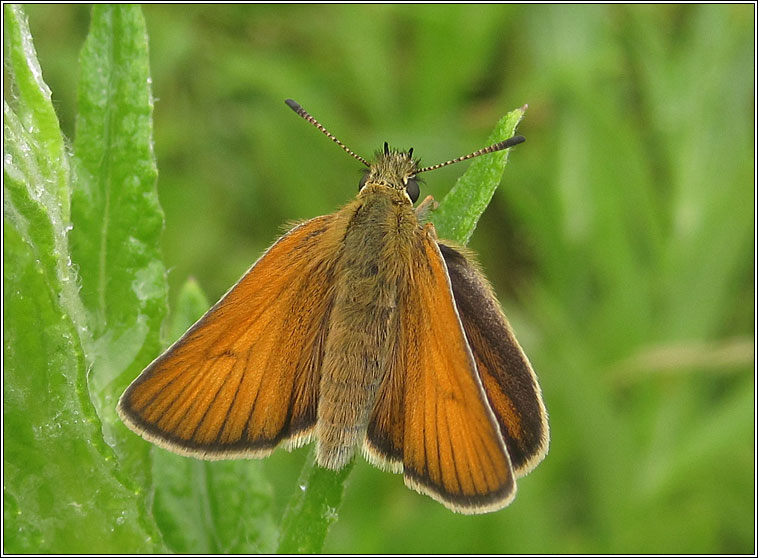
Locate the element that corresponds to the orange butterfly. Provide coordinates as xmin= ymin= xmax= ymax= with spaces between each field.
xmin=118 ymin=99 xmax=549 ymax=514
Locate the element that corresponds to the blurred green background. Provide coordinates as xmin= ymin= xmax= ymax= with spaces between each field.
xmin=22 ymin=4 xmax=754 ymax=554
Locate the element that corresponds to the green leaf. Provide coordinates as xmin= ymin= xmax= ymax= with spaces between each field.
xmin=277 ymin=453 xmax=355 ymax=554
xmin=167 ymin=277 xmax=210 ymax=342
xmin=2 ymin=223 xmax=160 ymax=553
xmin=433 ymin=106 xmax=527 ymax=244
xmin=150 ymin=279 xmax=278 ymax=553
xmin=152 ymin=452 xmax=279 ymax=553
xmin=3 ymin=3 xmax=70 ymax=224
xmin=69 ymin=5 xmax=168 ymax=485
xmin=3 ymin=4 xmax=161 ymax=552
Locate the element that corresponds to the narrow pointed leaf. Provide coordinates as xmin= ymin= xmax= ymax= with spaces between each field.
xmin=433 ymin=106 xmax=527 ymax=244
xmin=70 ymin=4 xmax=168 ymax=479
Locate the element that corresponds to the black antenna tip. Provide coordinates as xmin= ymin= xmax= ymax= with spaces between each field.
xmin=384 ymin=142 xmax=390 ymax=154
xmin=285 ymin=99 xmax=302 ymax=112
xmin=501 ymin=135 xmax=526 ymax=149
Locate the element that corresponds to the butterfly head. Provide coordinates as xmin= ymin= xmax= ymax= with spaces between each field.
xmin=359 ymin=142 xmax=421 ymax=203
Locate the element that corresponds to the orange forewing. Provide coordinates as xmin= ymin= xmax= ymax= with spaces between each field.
xmin=438 ymin=243 xmax=549 ymax=476
xmin=366 ymin=226 xmax=516 ymax=513
xmin=118 ymin=215 xmax=343 ymax=458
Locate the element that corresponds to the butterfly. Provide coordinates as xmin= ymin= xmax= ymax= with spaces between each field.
xmin=118 ymin=99 xmax=549 ymax=514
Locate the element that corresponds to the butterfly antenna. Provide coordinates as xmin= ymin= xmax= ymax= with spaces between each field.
xmin=285 ymin=99 xmax=370 ymax=167
xmin=416 ymin=135 xmax=526 ymax=174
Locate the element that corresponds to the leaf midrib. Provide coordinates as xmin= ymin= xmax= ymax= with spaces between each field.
xmin=97 ymin=12 xmax=116 ymax=322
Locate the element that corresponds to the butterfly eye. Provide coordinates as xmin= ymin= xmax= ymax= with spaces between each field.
xmin=406 ymin=177 xmax=420 ymax=203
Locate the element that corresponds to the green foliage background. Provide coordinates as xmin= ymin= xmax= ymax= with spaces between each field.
xmin=4 ymin=4 xmax=754 ymax=554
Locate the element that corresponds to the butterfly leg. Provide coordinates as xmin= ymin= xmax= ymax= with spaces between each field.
xmin=414 ymin=195 xmax=439 ymax=223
